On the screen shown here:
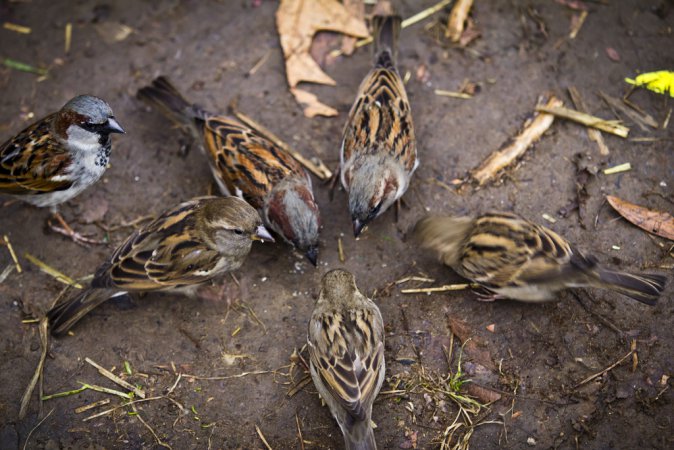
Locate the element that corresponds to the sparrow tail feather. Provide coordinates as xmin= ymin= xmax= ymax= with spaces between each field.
xmin=597 ymin=270 xmax=666 ymax=306
xmin=372 ymin=14 xmax=401 ymax=68
xmin=137 ymin=76 xmax=206 ymax=127
xmin=344 ymin=420 xmax=377 ymax=450
xmin=47 ymin=288 xmax=121 ymax=337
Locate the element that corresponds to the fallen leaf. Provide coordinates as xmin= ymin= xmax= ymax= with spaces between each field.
xmin=94 ymin=21 xmax=133 ymax=43
xmin=607 ymin=196 xmax=674 ymax=240
xmin=605 ymin=47 xmax=620 ymax=62
xmin=290 ymin=88 xmax=338 ymax=118
xmin=340 ymin=0 xmax=365 ymax=56
xmin=459 ymin=17 xmax=481 ymax=47
xmin=276 ymin=0 xmax=368 ymax=88
xmin=464 ymin=383 xmax=501 ymax=403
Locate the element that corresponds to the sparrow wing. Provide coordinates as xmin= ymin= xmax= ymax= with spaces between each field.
xmin=459 ymin=212 xmax=575 ymax=288
xmin=202 ymin=116 xmax=305 ymax=208
xmin=341 ymin=65 xmax=416 ymax=173
xmin=308 ymin=306 xmax=385 ymax=421
xmin=0 ymin=116 xmax=74 ymax=195
xmin=91 ymin=198 xmax=222 ymax=290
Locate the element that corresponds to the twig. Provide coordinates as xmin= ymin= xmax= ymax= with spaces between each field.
xmin=568 ymin=86 xmax=609 ymax=155
xmin=255 ymin=424 xmax=273 ymax=450
xmin=3 ymin=235 xmax=22 ymax=273
xmin=446 ymin=0 xmax=474 ymax=41
xmin=395 ymin=275 xmax=435 ymax=285
xmin=599 ymin=91 xmax=658 ymax=131
xmin=23 ymin=252 xmax=82 ymax=288
xmin=0 ymin=264 xmax=15 ymax=283
xmin=337 ymin=237 xmax=345 ymax=263
xmin=402 ymin=283 xmax=479 ymax=294
xmin=22 ymin=408 xmax=54 ymax=450
xmin=536 ymin=104 xmax=629 ymax=137
xmin=287 ymin=374 xmax=312 ymax=398
xmin=295 ymin=414 xmax=305 ymax=450
xmin=19 ymin=318 xmax=48 ymax=419
xmin=232 ymin=110 xmax=332 ymax=180
xmin=330 ymin=0 xmax=453 ymax=58
xmin=4 ymin=22 xmax=31 ymax=34
xmin=603 ymin=162 xmax=631 ymax=175
xmin=75 ymin=399 xmax=111 ymax=414
xmin=85 ymin=357 xmax=146 ymax=399
xmin=78 ymin=382 xmax=133 ymax=398
xmin=568 ymin=10 xmax=588 ymax=39
xmin=64 ymin=23 xmax=72 ymax=54
xmin=435 ymin=89 xmax=472 ymax=99
xmin=470 ymin=95 xmax=562 ymax=186
xmin=574 ymin=347 xmax=634 ymax=388
xmin=181 ymin=370 xmax=272 ymax=381
xmin=132 ymin=403 xmax=172 ymax=449
xmin=248 ymin=50 xmax=271 ymax=76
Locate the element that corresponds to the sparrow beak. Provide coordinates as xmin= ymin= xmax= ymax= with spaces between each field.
xmin=352 ymin=218 xmax=367 ymax=238
xmin=251 ymin=225 xmax=275 ymax=243
xmin=105 ymin=117 xmax=125 ymax=134
xmin=304 ymin=245 xmax=319 ymax=266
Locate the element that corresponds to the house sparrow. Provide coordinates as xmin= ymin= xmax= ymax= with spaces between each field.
xmin=340 ymin=14 xmax=417 ymax=237
xmin=307 ymin=269 xmax=385 ymax=450
xmin=137 ymin=77 xmax=321 ymax=265
xmin=415 ymin=212 xmax=667 ymax=304
xmin=47 ymin=196 xmax=273 ymax=336
xmin=0 ymin=95 xmax=124 ymax=244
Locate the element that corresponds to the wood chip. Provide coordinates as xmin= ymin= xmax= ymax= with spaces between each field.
xmin=446 ymin=0 xmax=474 ymax=42
xmin=470 ymin=95 xmax=562 ymax=186
xmin=536 ymin=104 xmax=629 ymax=137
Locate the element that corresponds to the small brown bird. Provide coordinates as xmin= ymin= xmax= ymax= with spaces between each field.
xmin=47 ymin=196 xmax=273 ymax=336
xmin=415 ymin=212 xmax=666 ymax=304
xmin=307 ymin=269 xmax=385 ymax=450
xmin=137 ymin=77 xmax=321 ymax=265
xmin=340 ymin=14 xmax=417 ymax=237
xmin=0 ymin=95 xmax=124 ymax=244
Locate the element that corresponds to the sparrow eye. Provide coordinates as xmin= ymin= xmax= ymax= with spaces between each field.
xmin=233 ymin=229 xmax=244 ymax=235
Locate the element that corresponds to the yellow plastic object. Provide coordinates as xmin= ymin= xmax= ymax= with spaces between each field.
xmin=625 ymin=70 xmax=674 ymax=97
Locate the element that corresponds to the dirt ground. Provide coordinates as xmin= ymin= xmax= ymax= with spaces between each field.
xmin=0 ymin=0 xmax=672 ymax=449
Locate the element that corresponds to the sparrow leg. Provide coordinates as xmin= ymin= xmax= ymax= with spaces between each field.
xmin=393 ymin=197 xmax=408 ymax=223
xmin=474 ymin=290 xmax=506 ymax=302
xmin=48 ymin=212 xmax=106 ymax=246
xmin=328 ymin=166 xmax=341 ymax=201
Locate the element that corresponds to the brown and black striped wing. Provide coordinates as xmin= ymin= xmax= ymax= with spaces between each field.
xmin=0 ymin=116 xmax=74 ymax=195
xmin=459 ymin=212 xmax=575 ymax=288
xmin=308 ymin=306 xmax=385 ymax=421
xmin=342 ymin=67 xmax=416 ymax=172
xmin=92 ymin=198 xmax=222 ymax=291
xmin=202 ymin=116 xmax=304 ymax=209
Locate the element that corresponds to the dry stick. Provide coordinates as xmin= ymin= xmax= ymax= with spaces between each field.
xmin=574 ymin=348 xmax=634 ymax=389
xmin=3 ymin=235 xmax=22 ymax=273
xmin=256 ymin=424 xmax=273 ymax=450
xmin=568 ymin=87 xmax=609 ymax=155
xmin=401 ymin=283 xmax=478 ymax=294
xmin=337 ymin=237 xmax=345 ymax=263
xmin=181 ymin=370 xmax=272 ymax=381
xmin=536 ymin=104 xmax=629 ymax=137
xmin=75 ymin=398 xmax=111 ymax=414
xmin=287 ymin=374 xmax=312 ymax=398
xmin=85 ymin=357 xmax=146 ymax=399
xmin=470 ymin=95 xmax=562 ymax=186
xmin=232 ymin=110 xmax=332 ymax=180
xmin=24 ymin=252 xmax=82 ymax=288
xmin=132 ymin=403 xmax=172 ymax=449
xmin=19 ymin=318 xmax=48 ymax=420
xmin=295 ymin=414 xmax=305 ymax=450
xmin=330 ymin=0 xmax=453 ymax=58
xmin=568 ymin=10 xmax=588 ymax=39
xmin=22 ymin=408 xmax=54 ymax=450
xmin=446 ymin=0 xmax=474 ymax=41
xmin=435 ymin=89 xmax=472 ymax=99
xmin=598 ymin=91 xmax=658 ymax=131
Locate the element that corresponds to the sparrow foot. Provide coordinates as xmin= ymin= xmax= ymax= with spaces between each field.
xmin=48 ymin=212 xmax=106 ymax=246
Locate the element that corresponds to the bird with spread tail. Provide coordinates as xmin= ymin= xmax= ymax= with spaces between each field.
xmin=415 ymin=212 xmax=666 ymax=304
xmin=339 ymin=14 xmax=417 ymax=237
xmin=308 ymin=269 xmax=385 ymax=450
xmin=0 ymin=95 xmax=124 ymax=245
xmin=137 ymin=77 xmax=321 ymax=265
xmin=47 ymin=196 xmax=273 ymax=336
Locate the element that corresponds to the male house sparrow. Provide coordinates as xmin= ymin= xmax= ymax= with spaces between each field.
xmin=137 ymin=77 xmax=321 ymax=265
xmin=415 ymin=212 xmax=666 ymax=304
xmin=307 ymin=269 xmax=385 ymax=450
xmin=47 ymin=196 xmax=273 ymax=336
xmin=340 ymin=14 xmax=417 ymax=237
xmin=0 ymin=95 xmax=124 ymax=244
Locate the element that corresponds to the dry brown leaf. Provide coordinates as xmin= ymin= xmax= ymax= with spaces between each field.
xmin=276 ymin=0 xmax=368 ymax=89
xmin=290 ymin=88 xmax=338 ymax=118
xmin=607 ymin=195 xmax=674 ymax=241
xmin=464 ymin=383 xmax=502 ymax=403
xmin=340 ymin=0 xmax=365 ymax=56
